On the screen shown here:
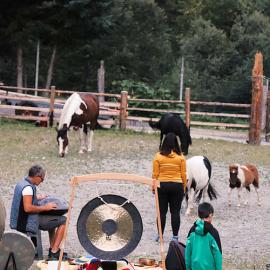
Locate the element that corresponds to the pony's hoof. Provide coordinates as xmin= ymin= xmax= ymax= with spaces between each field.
xmin=87 ymin=148 xmax=92 ymax=152
xmin=78 ymin=150 xmax=84 ymax=154
xmin=257 ymin=202 xmax=261 ymax=206
xmin=237 ymin=204 xmax=241 ymax=207
xmin=244 ymin=201 xmax=248 ymax=205
xmin=228 ymin=202 xmax=231 ymax=207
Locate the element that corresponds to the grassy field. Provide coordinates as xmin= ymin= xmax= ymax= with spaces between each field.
xmin=0 ymin=119 xmax=270 ymax=270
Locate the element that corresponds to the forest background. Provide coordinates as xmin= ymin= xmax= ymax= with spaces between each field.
xmin=1 ymin=0 xmax=270 ymax=104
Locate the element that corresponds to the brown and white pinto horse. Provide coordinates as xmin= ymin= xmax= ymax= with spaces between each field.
xmin=228 ymin=164 xmax=260 ymax=207
xmin=57 ymin=93 xmax=99 ymax=157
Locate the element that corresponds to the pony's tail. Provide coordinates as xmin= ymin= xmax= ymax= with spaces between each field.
xmin=207 ymin=183 xmax=218 ymax=200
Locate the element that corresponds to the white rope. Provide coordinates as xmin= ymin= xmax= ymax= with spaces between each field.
xmin=95 ymin=184 xmax=136 ymax=208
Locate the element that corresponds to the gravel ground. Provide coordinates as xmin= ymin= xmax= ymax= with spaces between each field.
xmin=0 ymin=122 xmax=269 ymax=269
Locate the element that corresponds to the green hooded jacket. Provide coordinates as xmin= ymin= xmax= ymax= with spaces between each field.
xmin=185 ymin=220 xmax=222 ymax=270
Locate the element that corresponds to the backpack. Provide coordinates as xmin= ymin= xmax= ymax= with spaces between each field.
xmin=165 ymin=241 xmax=186 ymax=270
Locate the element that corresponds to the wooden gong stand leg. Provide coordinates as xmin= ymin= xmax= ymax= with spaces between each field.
xmin=154 ymin=181 xmax=166 ymax=270
xmin=57 ymin=183 xmax=77 ymax=270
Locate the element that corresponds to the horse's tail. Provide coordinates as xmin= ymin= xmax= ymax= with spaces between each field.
xmin=207 ymin=183 xmax=218 ymax=200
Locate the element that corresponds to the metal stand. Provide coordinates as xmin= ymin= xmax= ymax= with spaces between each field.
xmin=5 ymin=252 xmax=17 ymax=270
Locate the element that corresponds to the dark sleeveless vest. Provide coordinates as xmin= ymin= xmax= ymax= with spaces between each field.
xmin=10 ymin=177 xmax=39 ymax=233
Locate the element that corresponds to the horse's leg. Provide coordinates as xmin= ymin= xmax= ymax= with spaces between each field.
xmin=202 ymin=185 xmax=208 ymax=202
xmin=244 ymin=186 xmax=250 ymax=205
xmin=237 ymin=188 xmax=242 ymax=207
xmin=87 ymin=120 xmax=96 ymax=152
xmin=228 ymin=187 xmax=232 ymax=206
xmin=87 ymin=129 xmax=94 ymax=152
xmin=78 ymin=126 xmax=87 ymax=153
xmin=186 ymin=188 xmax=195 ymax=215
xmin=255 ymin=187 xmax=261 ymax=206
xmin=159 ymin=132 xmax=163 ymax=149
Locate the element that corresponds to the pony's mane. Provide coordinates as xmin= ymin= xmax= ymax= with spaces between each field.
xmin=230 ymin=163 xmax=240 ymax=168
xmin=58 ymin=93 xmax=87 ymax=129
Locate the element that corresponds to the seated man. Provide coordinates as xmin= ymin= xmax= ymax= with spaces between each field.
xmin=10 ymin=165 xmax=67 ymax=259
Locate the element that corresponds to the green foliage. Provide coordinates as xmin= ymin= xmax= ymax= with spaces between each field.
xmin=1 ymin=0 xmax=270 ymax=104
xmin=111 ymin=79 xmax=180 ymax=117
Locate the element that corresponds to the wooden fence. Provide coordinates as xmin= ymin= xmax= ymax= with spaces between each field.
xmin=0 ymin=83 xmax=269 ymax=144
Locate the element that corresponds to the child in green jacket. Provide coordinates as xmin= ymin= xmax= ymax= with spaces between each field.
xmin=185 ymin=202 xmax=222 ymax=270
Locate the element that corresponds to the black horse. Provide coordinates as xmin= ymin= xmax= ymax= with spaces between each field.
xmin=149 ymin=113 xmax=192 ymax=155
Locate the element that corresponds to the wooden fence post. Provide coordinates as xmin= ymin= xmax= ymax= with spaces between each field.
xmin=49 ymin=85 xmax=55 ymax=127
xmin=185 ymin=88 xmax=190 ymax=129
xmin=266 ymin=92 xmax=270 ymax=142
xmin=97 ymin=60 xmax=105 ymax=103
xmin=119 ymin=91 xmax=128 ymax=130
xmin=248 ymin=52 xmax=263 ymax=145
xmin=261 ymin=79 xmax=268 ymax=130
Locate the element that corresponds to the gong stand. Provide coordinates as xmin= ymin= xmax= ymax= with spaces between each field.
xmin=4 ymin=252 xmax=17 ymax=270
xmin=56 ymin=173 xmax=165 ymax=270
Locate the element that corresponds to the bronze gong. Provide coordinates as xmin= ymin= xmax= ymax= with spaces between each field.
xmin=77 ymin=194 xmax=143 ymax=260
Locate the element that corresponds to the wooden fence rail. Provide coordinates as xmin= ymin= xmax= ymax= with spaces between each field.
xmin=0 ymin=84 xmax=267 ymax=141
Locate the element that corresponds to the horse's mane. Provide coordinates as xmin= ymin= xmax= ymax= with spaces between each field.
xmin=58 ymin=93 xmax=87 ymax=129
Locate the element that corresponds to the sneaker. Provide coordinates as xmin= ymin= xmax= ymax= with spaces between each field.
xmin=155 ymin=235 xmax=160 ymax=242
xmin=48 ymin=249 xmax=68 ymax=260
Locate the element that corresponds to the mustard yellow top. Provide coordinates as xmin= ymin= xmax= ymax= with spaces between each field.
xmin=152 ymin=151 xmax=187 ymax=189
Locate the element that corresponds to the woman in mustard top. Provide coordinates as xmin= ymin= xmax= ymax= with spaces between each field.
xmin=152 ymin=132 xmax=187 ymax=241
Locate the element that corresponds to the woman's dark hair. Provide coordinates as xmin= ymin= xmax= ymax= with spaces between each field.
xmin=198 ymin=202 xmax=214 ymax=219
xmin=160 ymin=133 xmax=182 ymax=156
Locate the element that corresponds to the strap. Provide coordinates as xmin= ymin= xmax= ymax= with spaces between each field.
xmin=95 ymin=183 xmax=135 ymax=208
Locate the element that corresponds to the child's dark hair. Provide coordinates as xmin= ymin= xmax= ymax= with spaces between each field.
xmin=198 ymin=202 xmax=214 ymax=219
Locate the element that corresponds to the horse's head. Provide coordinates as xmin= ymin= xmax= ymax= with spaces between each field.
xmin=56 ymin=124 xmax=69 ymax=157
xmin=229 ymin=164 xmax=239 ymax=185
xmin=181 ymin=140 xmax=189 ymax=156
xmin=148 ymin=118 xmax=160 ymax=130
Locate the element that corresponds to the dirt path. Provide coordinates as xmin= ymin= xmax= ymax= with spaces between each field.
xmin=0 ymin=125 xmax=269 ymax=269
xmin=3 ymin=161 xmax=270 ymax=270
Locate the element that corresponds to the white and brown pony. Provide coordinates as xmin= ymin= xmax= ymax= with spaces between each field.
xmin=185 ymin=156 xmax=217 ymax=215
xmin=57 ymin=93 xmax=99 ymax=157
xmin=228 ymin=164 xmax=260 ymax=206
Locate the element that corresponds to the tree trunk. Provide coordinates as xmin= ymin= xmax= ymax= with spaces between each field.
xmin=97 ymin=60 xmax=105 ymax=102
xmin=17 ymin=45 xmax=23 ymax=93
xmin=45 ymin=45 xmax=57 ymax=90
xmin=35 ymin=40 xmax=40 ymax=95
